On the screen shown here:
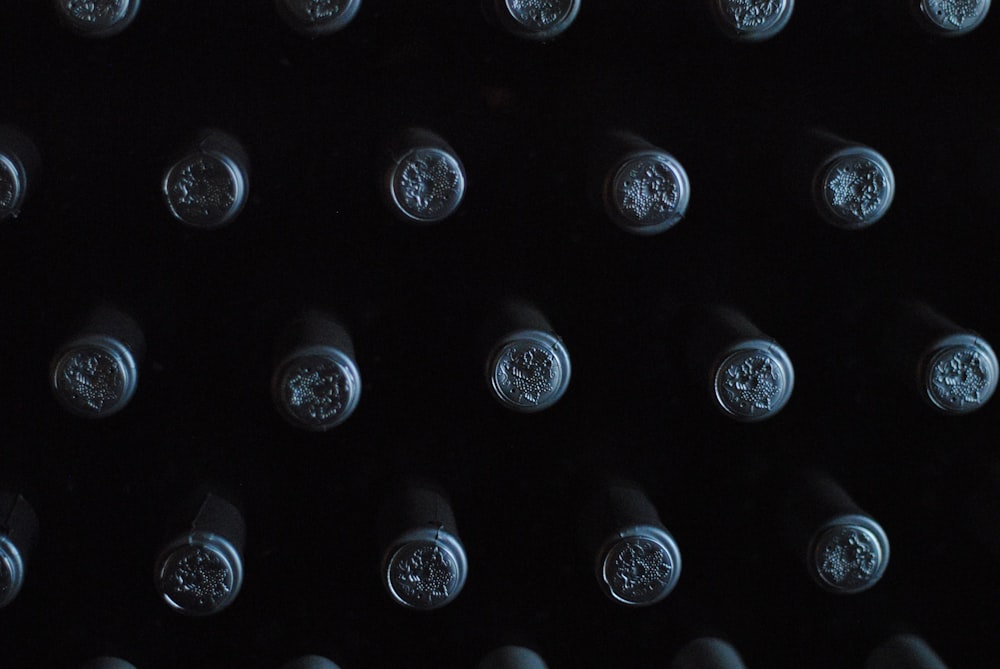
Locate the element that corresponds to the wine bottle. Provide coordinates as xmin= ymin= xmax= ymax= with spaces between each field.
xmin=791 ymin=129 xmax=895 ymax=230
xmin=271 ymin=309 xmax=362 ymax=431
xmin=0 ymin=492 xmax=39 ymax=609
xmin=378 ymin=481 xmax=467 ymax=611
xmin=672 ymin=638 xmax=748 ymax=669
xmin=484 ymin=0 xmax=581 ymax=41
xmin=580 ymin=479 xmax=681 ymax=606
xmin=590 ymin=130 xmax=691 ymax=236
xmin=49 ymin=304 xmax=146 ymax=419
xmin=153 ymin=492 xmax=247 ymax=616
xmin=685 ymin=306 xmax=794 ymax=422
xmin=709 ymin=0 xmax=795 ymax=41
xmin=380 ymin=128 xmax=466 ymax=224
xmin=477 ymin=646 xmax=548 ymax=669
xmin=275 ymin=0 xmax=362 ymax=36
xmin=865 ymin=634 xmax=947 ymax=669
xmin=0 ymin=125 xmax=41 ymax=221
xmin=785 ymin=471 xmax=889 ymax=594
xmin=53 ymin=0 xmax=141 ymax=38
xmin=162 ymin=129 xmax=250 ymax=230
xmin=280 ymin=656 xmax=342 ymax=669
xmin=880 ymin=300 xmax=997 ymax=415
xmin=483 ymin=300 xmax=571 ymax=413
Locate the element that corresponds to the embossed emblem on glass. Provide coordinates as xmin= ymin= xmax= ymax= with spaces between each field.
xmin=602 ymin=535 xmax=677 ymax=606
xmin=815 ymin=147 xmax=895 ymax=229
xmin=606 ymin=151 xmax=690 ymax=235
xmin=0 ymin=155 xmax=23 ymax=220
xmin=488 ymin=331 xmax=571 ymax=412
xmin=163 ymin=155 xmax=244 ymax=228
xmin=918 ymin=0 xmax=990 ymax=33
xmin=714 ymin=0 xmax=794 ymax=40
xmin=274 ymin=350 xmax=361 ymax=431
xmin=388 ymin=147 xmax=465 ymax=223
xmin=55 ymin=0 xmax=140 ymax=37
xmin=386 ymin=538 xmax=463 ymax=610
xmin=51 ymin=336 xmax=138 ymax=419
xmin=276 ymin=0 xmax=362 ymax=35
xmin=811 ymin=523 xmax=887 ymax=593
xmin=922 ymin=336 xmax=998 ymax=414
xmin=497 ymin=0 xmax=580 ymax=39
xmin=715 ymin=344 xmax=793 ymax=421
xmin=157 ymin=541 xmax=239 ymax=615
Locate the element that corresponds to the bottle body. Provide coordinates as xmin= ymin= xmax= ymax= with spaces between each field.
xmin=0 ymin=492 xmax=39 ymax=609
xmin=271 ymin=310 xmax=362 ymax=431
xmin=50 ymin=305 xmax=146 ymax=419
xmin=162 ymin=129 xmax=251 ymax=229
xmin=865 ymin=634 xmax=947 ymax=669
xmin=477 ymin=646 xmax=548 ymax=669
xmin=378 ymin=482 xmax=468 ymax=611
xmin=580 ymin=479 xmax=681 ymax=606
xmin=671 ymin=638 xmax=748 ymax=669
xmin=789 ymin=129 xmax=895 ymax=230
xmin=591 ymin=131 xmax=691 ymax=235
xmin=381 ymin=128 xmax=466 ymax=224
xmin=483 ymin=301 xmax=571 ymax=412
xmin=785 ymin=471 xmax=889 ymax=594
xmin=685 ymin=306 xmax=794 ymax=421
xmin=154 ymin=492 xmax=247 ymax=616
xmin=0 ymin=125 xmax=41 ymax=221
xmin=880 ymin=300 xmax=997 ymax=415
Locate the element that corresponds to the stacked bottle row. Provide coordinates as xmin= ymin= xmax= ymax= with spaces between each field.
xmin=40 ymin=300 xmax=997 ymax=425
xmin=69 ymin=635 xmax=956 ymax=668
xmin=0 ymin=473 xmax=903 ymax=613
xmin=5 ymin=122 xmax=1000 ymax=236
xmin=1 ymin=475 xmax=969 ymax=666
xmin=0 ymin=124 xmax=913 ymax=233
xmin=42 ymin=0 xmax=994 ymax=40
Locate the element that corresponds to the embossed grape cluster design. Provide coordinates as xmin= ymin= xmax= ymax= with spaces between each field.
xmin=287 ymin=364 xmax=349 ymax=422
xmin=393 ymin=544 xmax=453 ymax=601
xmin=171 ymin=159 xmax=237 ymax=217
xmin=399 ymin=154 xmax=461 ymax=217
xmin=64 ymin=0 xmax=126 ymax=22
xmin=499 ymin=346 xmax=557 ymax=404
xmin=819 ymin=528 xmax=879 ymax=587
xmin=722 ymin=355 xmax=780 ymax=412
xmin=301 ymin=0 xmax=343 ymax=22
xmin=166 ymin=548 xmax=232 ymax=609
xmin=620 ymin=159 xmax=680 ymax=223
xmin=721 ymin=0 xmax=783 ymax=30
xmin=0 ymin=167 xmax=15 ymax=211
xmin=610 ymin=539 xmax=672 ymax=599
xmin=826 ymin=160 xmax=888 ymax=223
xmin=927 ymin=0 xmax=985 ymax=27
xmin=932 ymin=350 xmax=990 ymax=407
xmin=508 ymin=0 xmax=570 ymax=28
xmin=59 ymin=351 xmax=121 ymax=411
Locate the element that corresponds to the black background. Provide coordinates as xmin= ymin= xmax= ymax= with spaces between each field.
xmin=1 ymin=1 xmax=999 ymax=667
